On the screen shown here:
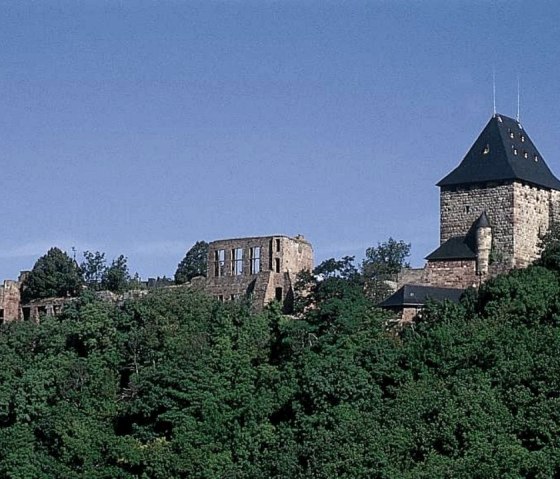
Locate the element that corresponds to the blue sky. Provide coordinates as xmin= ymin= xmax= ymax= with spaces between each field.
xmin=0 ymin=0 xmax=559 ymax=279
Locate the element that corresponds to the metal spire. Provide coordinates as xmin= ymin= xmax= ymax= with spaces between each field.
xmin=516 ymin=75 xmax=520 ymax=122
xmin=493 ymin=68 xmax=496 ymax=116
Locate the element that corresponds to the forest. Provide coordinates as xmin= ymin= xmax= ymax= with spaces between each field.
xmin=2 ymin=238 xmax=560 ymax=478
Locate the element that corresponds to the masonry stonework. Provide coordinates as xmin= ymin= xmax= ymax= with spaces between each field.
xmin=423 ymin=259 xmax=479 ymax=289
xmin=512 ymin=182 xmax=559 ymax=267
xmin=440 ymin=183 xmax=515 ymax=268
xmin=203 ymin=235 xmax=313 ymax=312
xmin=0 ymin=280 xmax=22 ymax=323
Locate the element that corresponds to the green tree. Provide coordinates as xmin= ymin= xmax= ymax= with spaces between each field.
xmin=362 ymin=237 xmax=411 ymax=303
xmin=81 ymin=250 xmax=107 ymax=290
xmin=102 ymin=255 xmax=131 ymax=293
xmin=21 ymin=247 xmax=83 ymax=301
xmin=536 ymin=222 xmax=560 ymax=271
xmin=175 ymin=241 xmax=209 ymax=284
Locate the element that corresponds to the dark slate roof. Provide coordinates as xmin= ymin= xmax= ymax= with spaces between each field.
xmin=425 ymin=235 xmax=477 ymax=261
xmin=379 ymin=284 xmax=464 ymax=308
xmin=438 ymin=114 xmax=560 ymax=190
xmin=473 ymin=211 xmax=490 ymax=229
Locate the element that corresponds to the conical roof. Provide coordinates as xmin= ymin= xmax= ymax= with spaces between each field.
xmin=437 ymin=114 xmax=560 ymax=190
xmin=474 ymin=211 xmax=490 ymax=229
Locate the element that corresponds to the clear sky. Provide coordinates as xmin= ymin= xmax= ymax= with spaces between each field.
xmin=1 ymin=0 xmax=559 ymax=279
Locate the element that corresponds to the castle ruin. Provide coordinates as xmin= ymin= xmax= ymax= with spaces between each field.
xmin=201 ymin=234 xmax=313 ymax=312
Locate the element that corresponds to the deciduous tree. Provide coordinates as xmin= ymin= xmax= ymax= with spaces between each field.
xmin=175 ymin=241 xmax=209 ymax=284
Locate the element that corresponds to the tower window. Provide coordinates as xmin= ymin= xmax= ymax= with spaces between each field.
xmin=509 ymin=129 xmax=514 ymax=139
xmin=521 ymin=135 xmax=525 ymax=142
xmin=523 ymin=151 xmax=528 ymax=159
xmin=513 ymin=148 xmax=518 ymax=156
xmin=482 ymin=144 xmax=490 ymax=155
xmin=534 ymin=155 xmax=539 ymax=162
xmin=465 ymin=205 xmax=470 ymax=213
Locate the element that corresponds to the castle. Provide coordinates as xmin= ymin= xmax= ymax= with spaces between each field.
xmin=1 ymin=112 xmax=559 ymax=323
xmin=382 ymin=113 xmax=560 ymax=320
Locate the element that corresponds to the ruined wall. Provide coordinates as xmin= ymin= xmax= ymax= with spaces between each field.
xmin=0 ymin=280 xmax=22 ymax=322
xmin=205 ymin=235 xmax=313 ymax=311
xmin=513 ymin=182 xmax=558 ymax=267
xmin=440 ymin=183 xmax=515 ymax=268
xmin=423 ymin=259 xmax=479 ymax=289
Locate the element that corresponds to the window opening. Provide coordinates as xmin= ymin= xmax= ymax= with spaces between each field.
xmin=232 ymin=248 xmax=243 ymax=275
xmin=214 ymin=250 xmax=225 ymax=277
xmin=275 ymin=287 xmax=283 ymax=301
xmin=22 ymin=307 xmax=31 ymax=321
xmin=275 ymin=238 xmax=281 ymax=252
xmin=250 ymin=246 xmax=261 ymax=274
xmin=275 ymin=258 xmax=281 ymax=273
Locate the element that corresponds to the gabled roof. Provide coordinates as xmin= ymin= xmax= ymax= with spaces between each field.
xmin=438 ymin=114 xmax=560 ymax=190
xmin=425 ymin=235 xmax=477 ymax=261
xmin=379 ymin=284 xmax=464 ymax=308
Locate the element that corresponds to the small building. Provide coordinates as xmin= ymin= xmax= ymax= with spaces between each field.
xmin=379 ymin=284 xmax=464 ymax=323
xmin=203 ymin=235 xmax=313 ymax=312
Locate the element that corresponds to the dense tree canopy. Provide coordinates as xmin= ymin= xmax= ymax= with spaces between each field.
xmin=21 ymin=247 xmax=83 ymax=301
xmin=175 ymin=240 xmax=209 ymax=284
xmin=6 ymin=241 xmax=560 ymax=476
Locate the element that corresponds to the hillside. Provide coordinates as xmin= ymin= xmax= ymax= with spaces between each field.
xmin=1 ymin=256 xmax=560 ymax=478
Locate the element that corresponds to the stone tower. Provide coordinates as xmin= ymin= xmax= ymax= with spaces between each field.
xmin=474 ymin=211 xmax=492 ymax=275
xmin=435 ymin=113 xmax=560 ymax=272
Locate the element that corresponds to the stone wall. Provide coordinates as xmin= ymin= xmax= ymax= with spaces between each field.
xmin=513 ymin=182 xmax=557 ymax=267
xmin=397 ymin=268 xmax=426 ymax=289
xmin=0 ymin=280 xmax=22 ymax=323
xmin=205 ymin=235 xmax=313 ymax=311
xmin=441 ymin=181 xmax=560 ymax=270
xmin=440 ymin=183 xmax=515 ymax=268
xmin=423 ymin=259 xmax=479 ymax=289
